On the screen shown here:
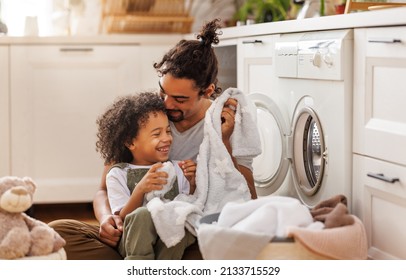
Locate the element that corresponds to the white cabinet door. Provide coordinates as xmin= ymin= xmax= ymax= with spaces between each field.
xmin=237 ymin=35 xmax=279 ymax=95
xmin=353 ymin=27 xmax=406 ymax=166
xmin=0 ymin=46 xmax=10 ymax=176
xmin=353 ymin=27 xmax=406 ymax=259
xmin=10 ymin=45 xmax=140 ymax=203
xmin=353 ymin=154 xmax=406 ymax=260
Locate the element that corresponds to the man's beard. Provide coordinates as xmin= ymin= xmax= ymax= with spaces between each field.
xmin=167 ymin=110 xmax=184 ymax=122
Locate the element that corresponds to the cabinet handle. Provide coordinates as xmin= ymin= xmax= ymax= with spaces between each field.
xmin=368 ymin=38 xmax=402 ymax=44
xmin=59 ymin=48 xmax=94 ymax=52
xmin=367 ymin=172 xmax=400 ymax=183
xmin=242 ymin=40 xmax=263 ymax=44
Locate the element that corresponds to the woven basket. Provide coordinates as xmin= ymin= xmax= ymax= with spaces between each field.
xmin=100 ymin=0 xmax=194 ymax=34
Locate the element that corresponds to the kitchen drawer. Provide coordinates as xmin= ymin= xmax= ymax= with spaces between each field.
xmin=238 ymin=35 xmax=279 ymax=58
xmin=237 ymin=34 xmax=279 ymax=94
xmin=353 ymin=27 xmax=406 ymax=166
xmin=353 ymin=154 xmax=406 ymax=259
xmin=365 ymin=26 xmax=406 ymax=58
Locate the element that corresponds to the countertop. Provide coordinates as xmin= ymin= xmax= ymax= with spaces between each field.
xmin=0 ymin=33 xmax=183 ymax=45
xmin=215 ymin=6 xmax=406 ymax=40
xmin=0 ymin=7 xmax=405 ymax=45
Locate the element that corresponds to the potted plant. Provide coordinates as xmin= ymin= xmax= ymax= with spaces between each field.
xmin=234 ymin=0 xmax=291 ymax=23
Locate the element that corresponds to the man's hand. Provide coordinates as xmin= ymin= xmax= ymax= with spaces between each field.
xmin=179 ymin=160 xmax=197 ymax=194
xmin=98 ymin=214 xmax=123 ymax=248
xmin=221 ymin=98 xmax=238 ymax=141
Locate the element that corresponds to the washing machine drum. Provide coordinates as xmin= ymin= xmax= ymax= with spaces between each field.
xmin=291 ymin=106 xmax=327 ymax=198
xmin=249 ymin=93 xmax=290 ymax=196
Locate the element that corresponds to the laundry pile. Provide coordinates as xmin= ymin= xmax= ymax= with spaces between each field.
xmin=197 ymin=194 xmax=368 ymax=260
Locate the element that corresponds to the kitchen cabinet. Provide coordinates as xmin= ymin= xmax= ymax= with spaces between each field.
xmin=352 ymin=27 xmax=406 ymax=259
xmin=9 ymin=44 xmax=163 ymax=203
xmin=237 ymin=34 xmax=279 ymax=95
xmin=0 ymin=46 xmax=10 ymax=176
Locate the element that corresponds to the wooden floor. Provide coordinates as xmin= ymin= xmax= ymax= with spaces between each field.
xmin=29 ymin=202 xmax=99 ymax=225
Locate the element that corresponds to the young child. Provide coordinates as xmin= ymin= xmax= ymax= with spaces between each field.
xmin=95 ymin=92 xmax=196 ymax=259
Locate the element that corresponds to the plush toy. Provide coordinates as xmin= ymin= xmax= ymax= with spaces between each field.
xmin=0 ymin=176 xmax=66 ymax=259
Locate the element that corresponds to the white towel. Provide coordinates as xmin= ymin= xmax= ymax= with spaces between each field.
xmin=197 ymin=224 xmax=271 ymax=260
xmin=218 ymin=196 xmax=314 ymax=237
xmin=197 ymin=196 xmax=323 ymax=259
xmin=147 ymin=88 xmax=262 ymax=247
xmin=147 ymin=197 xmax=203 ymax=247
xmin=193 ymin=87 xmax=262 ymax=215
xmin=144 ymin=161 xmax=176 ymax=202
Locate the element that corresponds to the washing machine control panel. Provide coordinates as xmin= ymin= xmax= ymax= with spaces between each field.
xmin=297 ymin=38 xmax=343 ymax=80
xmin=275 ymin=29 xmax=352 ymax=81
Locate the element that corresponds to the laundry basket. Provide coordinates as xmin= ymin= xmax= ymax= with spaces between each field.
xmin=100 ymin=0 xmax=194 ymax=34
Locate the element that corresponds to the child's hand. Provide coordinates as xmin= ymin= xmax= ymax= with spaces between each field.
xmin=136 ymin=162 xmax=168 ymax=195
xmin=179 ymin=160 xmax=197 ymax=194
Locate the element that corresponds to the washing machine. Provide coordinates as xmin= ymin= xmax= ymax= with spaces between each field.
xmin=250 ymin=29 xmax=353 ymax=208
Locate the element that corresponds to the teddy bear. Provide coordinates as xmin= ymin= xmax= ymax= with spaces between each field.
xmin=0 ymin=176 xmax=66 ymax=259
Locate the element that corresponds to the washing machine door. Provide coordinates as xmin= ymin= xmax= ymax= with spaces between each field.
xmin=249 ymin=93 xmax=290 ymax=196
xmin=291 ymin=96 xmax=327 ymax=205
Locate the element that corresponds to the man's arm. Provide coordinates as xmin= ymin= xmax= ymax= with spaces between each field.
xmin=223 ymin=139 xmax=257 ymax=199
xmin=93 ymin=165 xmax=123 ymax=247
xmin=221 ymin=98 xmax=258 ymax=199
xmin=238 ymin=165 xmax=257 ymax=199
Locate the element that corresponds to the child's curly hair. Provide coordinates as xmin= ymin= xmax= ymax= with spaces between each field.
xmin=153 ymin=18 xmax=222 ymax=99
xmin=96 ymin=92 xmax=166 ymax=165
